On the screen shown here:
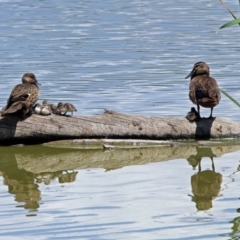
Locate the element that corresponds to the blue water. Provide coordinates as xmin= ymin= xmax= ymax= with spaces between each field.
xmin=0 ymin=0 xmax=240 ymax=239
xmin=0 ymin=0 xmax=239 ymax=118
xmin=1 ymin=145 xmax=240 ymax=239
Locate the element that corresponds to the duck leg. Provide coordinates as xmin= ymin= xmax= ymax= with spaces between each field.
xmin=197 ymin=102 xmax=201 ymax=119
xmin=208 ymin=107 xmax=213 ymax=119
xmin=198 ymin=159 xmax=202 ymax=173
xmin=210 ymin=157 xmax=215 ymax=172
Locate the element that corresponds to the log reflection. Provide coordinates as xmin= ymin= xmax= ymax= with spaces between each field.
xmin=0 ymin=144 xmax=239 ymax=213
xmin=188 ymin=147 xmax=222 ymax=211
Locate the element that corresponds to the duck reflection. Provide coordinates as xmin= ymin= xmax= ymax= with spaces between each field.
xmin=34 ymin=170 xmax=78 ymax=185
xmin=0 ymin=154 xmax=41 ymax=210
xmin=0 ymin=150 xmax=78 ymax=212
xmin=58 ymin=170 xmax=78 ymax=183
xmin=188 ymin=147 xmax=222 ymax=211
xmin=1 ymin=144 xmax=240 ymax=214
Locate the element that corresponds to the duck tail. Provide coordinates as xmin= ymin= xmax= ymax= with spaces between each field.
xmin=1 ymin=102 xmax=23 ymax=116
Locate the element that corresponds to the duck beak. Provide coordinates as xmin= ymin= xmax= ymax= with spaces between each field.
xmin=185 ymin=70 xmax=194 ymax=79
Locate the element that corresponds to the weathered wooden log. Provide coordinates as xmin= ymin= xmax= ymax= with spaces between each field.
xmin=0 ymin=109 xmax=240 ymax=145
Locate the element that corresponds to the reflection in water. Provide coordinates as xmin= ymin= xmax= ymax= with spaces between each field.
xmin=58 ymin=170 xmax=78 ymax=184
xmin=230 ymin=215 xmax=240 ymax=238
xmin=0 ymin=149 xmax=78 ymax=213
xmin=0 ymin=144 xmax=239 ymax=216
xmin=34 ymin=170 xmax=78 ymax=185
xmin=187 ymin=147 xmax=216 ymax=170
xmin=3 ymin=167 xmax=41 ymax=210
xmin=188 ymin=147 xmax=222 ymax=211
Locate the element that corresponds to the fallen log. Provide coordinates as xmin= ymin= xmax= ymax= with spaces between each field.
xmin=0 ymin=109 xmax=240 ymax=145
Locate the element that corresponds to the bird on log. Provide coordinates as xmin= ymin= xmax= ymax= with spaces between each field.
xmin=185 ymin=62 xmax=221 ymax=119
xmin=1 ymin=73 xmax=40 ymax=118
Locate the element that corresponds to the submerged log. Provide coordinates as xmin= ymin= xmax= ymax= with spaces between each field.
xmin=0 ymin=109 xmax=240 ymax=145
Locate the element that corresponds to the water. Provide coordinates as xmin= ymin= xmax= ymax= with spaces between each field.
xmin=1 ymin=145 xmax=240 ymax=239
xmin=0 ymin=0 xmax=240 ymax=118
xmin=1 ymin=0 xmax=240 ymax=239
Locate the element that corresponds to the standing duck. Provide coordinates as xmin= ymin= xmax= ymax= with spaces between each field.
xmin=57 ymin=102 xmax=77 ymax=116
xmin=185 ymin=62 xmax=221 ymax=118
xmin=1 ymin=73 xmax=40 ymax=117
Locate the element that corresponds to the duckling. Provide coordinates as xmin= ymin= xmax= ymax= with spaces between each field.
xmin=42 ymin=100 xmax=59 ymax=115
xmin=41 ymin=105 xmax=51 ymax=116
xmin=66 ymin=103 xmax=77 ymax=116
xmin=33 ymin=102 xmax=51 ymax=116
xmin=186 ymin=107 xmax=199 ymax=122
xmin=34 ymin=103 xmax=42 ymax=115
xmin=185 ymin=62 xmax=221 ymax=118
xmin=1 ymin=73 xmax=40 ymax=117
xmin=57 ymin=102 xmax=67 ymax=115
xmin=57 ymin=102 xmax=77 ymax=116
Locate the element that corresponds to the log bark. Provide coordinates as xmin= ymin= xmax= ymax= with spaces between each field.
xmin=0 ymin=109 xmax=240 ymax=145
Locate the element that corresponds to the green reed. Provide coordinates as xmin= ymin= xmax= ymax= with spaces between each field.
xmin=219 ymin=88 xmax=240 ymax=108
xmin=218 ymin=0 xmax=240 ymax=29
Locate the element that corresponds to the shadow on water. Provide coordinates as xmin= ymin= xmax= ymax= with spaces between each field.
xmin=0 ymin=144 xmax=240 ymax=215
xmin=187 ymin=147 xmax=222 ymax=211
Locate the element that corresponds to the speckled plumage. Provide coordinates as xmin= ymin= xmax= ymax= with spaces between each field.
xmin=57 ymin=102 xmax=77 ymax=116
xmin=1 ymin=73 xmax=40 ymax=117
xmin=42 ymin=100 xmax=59 ymax=115
xmin=186 ymin=107 xmax=199 ymax=122
xmin=185 ymin=62 xmax=221 ymax=118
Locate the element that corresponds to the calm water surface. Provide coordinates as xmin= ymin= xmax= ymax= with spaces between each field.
xmin=1 ymin=0 xmax=240 ymax=239
xmin=0 ymin=0 xmax=239 ymax=118
xmin=1 ymin=145 xmax=240 ymax=239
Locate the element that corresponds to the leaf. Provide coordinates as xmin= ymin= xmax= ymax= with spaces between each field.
xmin=219 ymin=18 xmax=240 ymax=29
xmin=219 ymin=88 xmax=240 ymax=108
xmin=217 ymin=0 xmax=240 ymax=31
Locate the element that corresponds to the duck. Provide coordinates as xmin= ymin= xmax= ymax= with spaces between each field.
xmin=41 ymin=105 xmax=51 ymax=116
xmin=1 ymin=73 xmax=40 ymax=117
xmin=57 ymin=102 xmax=77 ymax=116
xmin=42 ymin=100 xmax=59 ymax=115
xmin=185 ymin=62 xmax=221 ymax=118
xmin=186 ymin=107 xmax=199 ymax=122
xmin=33 ymin=102 xmax=51 ymax=116
xmin=34 ymin=103 xmax=42 ymax=115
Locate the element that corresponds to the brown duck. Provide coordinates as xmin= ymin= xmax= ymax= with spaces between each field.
xmin=186 ymin=107 xmax=199 ymax=122
xmin=1 ymin=73 xmax=40 ymax=117
xmin=185 ymin=62 xmax=221 ymax=118
xmin=57 ymin=102 xmax=77 ymax=116
xmin=42 ymin=100 xmax=59 ymax=115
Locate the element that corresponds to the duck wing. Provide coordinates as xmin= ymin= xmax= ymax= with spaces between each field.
xmin=1 ymin=84 xmax=39 ymax=116
xmin=190 ymin=76 xmax=221 ymax=102
xmin=7 ymin=84 xmax=31 ymax=106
